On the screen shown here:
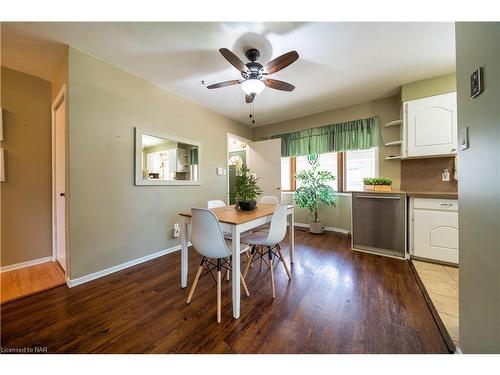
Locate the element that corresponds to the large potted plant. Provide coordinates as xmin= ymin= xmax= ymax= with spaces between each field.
xmin=234 ymin=165 xmax=263 ymax=211
xmin=294 ymin=155 xmax=338 ymax=234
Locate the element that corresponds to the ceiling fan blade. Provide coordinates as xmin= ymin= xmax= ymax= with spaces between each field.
xmin=207 ymin=79 xmax=242 ymax=89
xmin=264 ymin=78 xmax=295 ymax=92
xmin=245 ymin=94 xmax=255 ymax=104
xmin=219 ymin=48 xmax=248 ymax=73
xmin=262 ymin=51 xmax=299 ymax=75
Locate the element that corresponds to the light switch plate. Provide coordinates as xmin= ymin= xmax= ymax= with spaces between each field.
xmin=216 ymin=167 xmax=223 ymax=176
xmin=471 ymin=67 xmax=484 ymax=98
xmin=460 ymin=127 xmax=469 ymax=150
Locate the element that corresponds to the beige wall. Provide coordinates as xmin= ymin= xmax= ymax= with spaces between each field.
xmin=0 ymin=67 xmax=53 ymax=266
xmin=252 ymin=95 xmax=401 ymax=232
xmin=456 ymin=22 xmax=500 ymax=353
xmin=401 ymin=72 xmax=456 ymax=102
xmin=52 ymin=47 xmax=68 ymax=101
xmin=67 ymin=47 xmax=251 ymax=279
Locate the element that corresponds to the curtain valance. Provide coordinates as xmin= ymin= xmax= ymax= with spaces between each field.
xmin=271 ymin=116 xmax=382 ymax=157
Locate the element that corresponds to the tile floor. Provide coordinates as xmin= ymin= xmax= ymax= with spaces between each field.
xmin=413 ymin=260 xmax=459 ymax=345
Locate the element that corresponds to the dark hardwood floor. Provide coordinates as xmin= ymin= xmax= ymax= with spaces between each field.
xmin=0 ymin=231 xmax=449 ymax=354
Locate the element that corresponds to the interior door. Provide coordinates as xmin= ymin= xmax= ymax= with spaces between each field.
xmin=248 ymin=138 xmax=282 ymax=202
xmin=54 ymin=99 xmax=67 ymax=271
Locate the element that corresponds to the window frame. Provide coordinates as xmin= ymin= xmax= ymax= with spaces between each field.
xmin=281 ymin=148 xmax=377 ymax=193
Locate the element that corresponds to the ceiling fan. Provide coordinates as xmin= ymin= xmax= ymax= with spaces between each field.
xmin=207 ymin=48 xmax=299 ymax=103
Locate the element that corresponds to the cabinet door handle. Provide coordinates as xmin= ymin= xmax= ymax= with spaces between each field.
xmin=450 ymin=148 xmax=456 ymax=152
xmin=440 ymin=203 xmax=453 ymax=207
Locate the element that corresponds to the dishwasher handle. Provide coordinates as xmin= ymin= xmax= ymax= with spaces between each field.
xmin=355 ymin=195 xmax=401 ymax=200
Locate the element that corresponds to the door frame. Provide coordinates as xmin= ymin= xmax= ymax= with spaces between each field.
xmin=51 ymin=84 xmax=69 ymax=279
xmin=226 ymin=132 xmax=251 ymax=204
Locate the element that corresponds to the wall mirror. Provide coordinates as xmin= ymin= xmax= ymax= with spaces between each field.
xmin=135 ymin=127 xmax=201 ymax=185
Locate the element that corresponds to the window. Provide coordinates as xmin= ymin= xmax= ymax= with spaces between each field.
xmin=345 ymin=148 xmax=377 ymax=191
xmin=280 ymin=157 xmax=291 ymax=191
xmin=281 ymin=148 xmax=377 ymax=192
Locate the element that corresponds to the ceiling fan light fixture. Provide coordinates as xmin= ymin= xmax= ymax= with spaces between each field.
xmin=241 ymin=79 xmax=265 ymax=96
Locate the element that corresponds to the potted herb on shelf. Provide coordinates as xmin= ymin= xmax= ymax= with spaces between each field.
xmin=294 ymin=155 xmax=338 ymax=234
xmin=234 ymin=165 xmax=263 ymax=211
xmin=363 ymin=177 xmax=393 ymax=192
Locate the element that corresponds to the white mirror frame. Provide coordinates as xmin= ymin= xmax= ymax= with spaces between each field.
xmin=135 ymin=127 xmax=202 ymax=186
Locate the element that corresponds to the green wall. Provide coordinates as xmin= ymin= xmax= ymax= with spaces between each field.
xmin=67 ymin=47 xmax=251 ymax=279
xmin=456 ymin=22 xmax=500 ymax=353
xmin=401 ymin=72 xmax=456 ymax=102
xmin=0 ymin=68 xmax=53 ymax=266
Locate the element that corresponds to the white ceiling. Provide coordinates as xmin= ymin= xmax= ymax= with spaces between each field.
xmin=1 ymin=22 xmax=455 ymax=126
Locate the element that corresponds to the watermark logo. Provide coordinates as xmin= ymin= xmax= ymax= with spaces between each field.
xmin=1 ymin=346 xmax=48 ymax=354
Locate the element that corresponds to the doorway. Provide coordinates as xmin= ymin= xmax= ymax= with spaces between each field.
xmin=227 ymin=133 xmax=250 ymax=204
xmin=52 ymin=86 xmax=68 ymax=275
xmin=226 ymin=133 xmax=282 ymax=205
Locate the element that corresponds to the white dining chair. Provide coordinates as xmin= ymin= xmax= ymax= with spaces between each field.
xmin=242 ymin=204 xmax=292 ymax=298
xmin=256 ymin=196 xmax=280 ymax=232
xmin=187 ymin=208 xmax=250 ymax=323
xmin=207 ymin=199 xmax=252 ymax=273
xmin=207 ymin=200 xmax=226 ymax=209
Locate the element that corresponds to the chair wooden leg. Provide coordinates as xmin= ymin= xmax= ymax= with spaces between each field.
xmin=268 ymin=247 xmax=275 ymax=298
xmin=217 ymin=259 xmax=222 ymax=323
xmin=186 ymin=258 xmax=204 ymax=304
xmin=277 ymin=247 xmax=292 ymax=280
xmin=240 ymin=272 xmax=250 ymax=297
xmin=246 ymin=251 xmax=253 ymax=268
xmin=259 ymin=247 xmax=264 ymax=271
xmin=243 ymin=246 xmax=256 ymax=278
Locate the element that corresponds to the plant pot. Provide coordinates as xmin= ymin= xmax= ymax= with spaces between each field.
xmin=364 ymin=184 xmax=392 ymax=192
xmin=238 ymin=200 xmax=257 ymax=211
xmin=309 ymin=221 xmax=324 ymax=234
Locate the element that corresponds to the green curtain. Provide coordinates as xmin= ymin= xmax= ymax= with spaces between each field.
xmin=187 ymin=148 xmax=198 ymax=165
xmin=272 ymin=116 xmax=382 ymax=157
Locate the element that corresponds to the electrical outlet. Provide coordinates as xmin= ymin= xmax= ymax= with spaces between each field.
xmin=172 ymin=223 xmax=180 ymax=238
xmin=442 ymin=169 xmax=450 ymax=182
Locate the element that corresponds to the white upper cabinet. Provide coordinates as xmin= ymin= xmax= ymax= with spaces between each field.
xmin=403 ymin=92 xmax=457 ymax=158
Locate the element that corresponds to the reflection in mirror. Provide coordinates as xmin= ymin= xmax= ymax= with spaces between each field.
xmin=135 ymin=128 xmax=200 ymax=185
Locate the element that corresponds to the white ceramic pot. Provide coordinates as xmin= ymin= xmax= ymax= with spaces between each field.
xmin=309 ymin=221 xmax=324 ymax=234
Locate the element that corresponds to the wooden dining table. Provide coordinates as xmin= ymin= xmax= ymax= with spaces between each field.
xmin=179 ymin=203 xmax=295 ymax=319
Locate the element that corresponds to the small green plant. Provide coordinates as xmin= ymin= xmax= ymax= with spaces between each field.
xmin=294 ymin=155 xmax=338 ymax=223
xmin=234 ymin=165 xmax=263 ymax=202
xmin=363 ymin=177 xmax=392 ymax=185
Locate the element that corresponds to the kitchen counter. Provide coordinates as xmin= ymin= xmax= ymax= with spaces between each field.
xmin=406 ymin=191 xmax=458 ymax=199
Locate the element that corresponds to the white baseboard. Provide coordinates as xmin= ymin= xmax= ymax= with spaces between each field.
xmin=66 ymin=242 xmax=189 ymax=288
xmin=1 ymin=256 xmax=54 ymax=273
xmin=294 ymin=222 xmax=350 ymax=236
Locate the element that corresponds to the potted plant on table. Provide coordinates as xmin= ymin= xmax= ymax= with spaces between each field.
xmin=234 ymin=165 xmax=263 ymax=211
xmin=294 ymin=155 xmax=338 ymax=234
xmin=363 ymin=177 xmax=393 ymax=192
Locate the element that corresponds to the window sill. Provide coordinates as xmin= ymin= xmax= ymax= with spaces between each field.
xmin=281 ymin=191 xmax=352 ymax=198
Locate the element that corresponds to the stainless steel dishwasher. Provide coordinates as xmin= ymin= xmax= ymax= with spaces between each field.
xmin=351 ymin=191 xmax=407 ymax=259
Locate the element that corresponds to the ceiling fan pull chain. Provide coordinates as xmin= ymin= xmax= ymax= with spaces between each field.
xmin=252 ymin=102 xmax=255 ymax=125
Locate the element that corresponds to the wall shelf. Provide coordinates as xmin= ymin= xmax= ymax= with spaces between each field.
xmin=384 ymin=119 xmax=402 ymax=127
xmin=385 ymin=140 xmax=402 ymax=146
xmin=385 ymin=156 xmax=402 ymax=160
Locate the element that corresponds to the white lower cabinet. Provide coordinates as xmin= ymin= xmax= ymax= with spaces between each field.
xmin=410 ymin=198 xmax=459 ymax=264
